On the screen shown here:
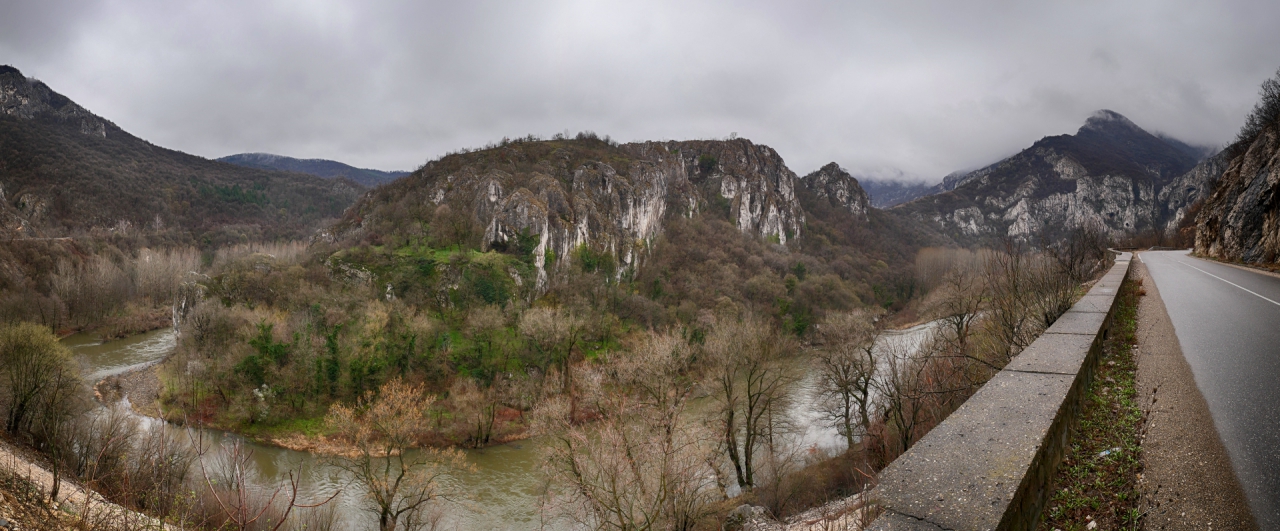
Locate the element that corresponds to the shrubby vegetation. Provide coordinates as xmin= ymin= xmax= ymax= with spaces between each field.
xmin=156 ymin=143 xmax=940 ymax=452
xmin=1233 ymin=68 xmax=1280 ymax=149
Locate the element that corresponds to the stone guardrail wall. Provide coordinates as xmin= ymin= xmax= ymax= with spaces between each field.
xmin=866 ymin=252 xmax=1133 ymax=531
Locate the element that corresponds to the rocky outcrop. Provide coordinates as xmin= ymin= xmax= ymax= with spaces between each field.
xmin=0 ymin=65 xmax=109 ymax=137
xmin=684 ymin=139 xmax=804 ymax=244
xmin=894 ymin=110 xmax=1200 ymax=242
xmin=1160 ymin=150 xmax=1226 ymax=234
xmin=341 ymin=138 xmax=806 ymax=287
xmin=1195 ymin=125 xmax=1280 ymax=262
xmin=801 ymin=163 xmax=870 ymax=220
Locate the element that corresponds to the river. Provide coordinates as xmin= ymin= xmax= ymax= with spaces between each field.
xmin=65 ymin=321 xmax=939 ymax=530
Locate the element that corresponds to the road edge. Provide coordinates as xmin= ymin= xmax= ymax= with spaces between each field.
xmin=1133 ymin=254 xmax=1257 ymax=530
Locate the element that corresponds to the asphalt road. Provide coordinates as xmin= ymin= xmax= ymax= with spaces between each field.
xmin=1142 ymin=250 xmax=1280 ymax=528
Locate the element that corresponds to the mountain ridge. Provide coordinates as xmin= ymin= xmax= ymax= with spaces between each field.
xmin=891 ymin=109 xmax=1205 ymax=241
xmin=0 ymin=65 xmax=361 ymax=242
xmin=218 ymin=152 xmax=409 ymax=188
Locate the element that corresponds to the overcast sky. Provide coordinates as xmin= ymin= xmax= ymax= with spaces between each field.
xmin=3 ymin=0 xmax=1279 ymax=181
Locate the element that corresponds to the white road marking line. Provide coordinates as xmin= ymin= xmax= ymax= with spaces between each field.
xmin=1177 ymin=260 xmax=1280 ymax=308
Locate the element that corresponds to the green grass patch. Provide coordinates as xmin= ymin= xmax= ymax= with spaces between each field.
xmin=1038 ymin=276 xmax=1144 ymax=531
xmin=239 ymin=414 xmax=330 ymax=440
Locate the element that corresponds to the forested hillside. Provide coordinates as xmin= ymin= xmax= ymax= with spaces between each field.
xmin=0 ymin=65 xmax=361 ymax=244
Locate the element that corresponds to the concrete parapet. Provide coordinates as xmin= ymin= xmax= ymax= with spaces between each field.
xmin=866 ymin=253 xmax=1131 ymax=531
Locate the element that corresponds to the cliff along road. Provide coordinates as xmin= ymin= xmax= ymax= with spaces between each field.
xmin=1142 ymin=250 xmax=1280 ymax=527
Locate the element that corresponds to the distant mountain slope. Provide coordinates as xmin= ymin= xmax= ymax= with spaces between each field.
xmin=893 ymin=110 xmax=1200 ymax=242
xmin=218 ymin=152 xmax=408 ymax=188
xmin=858 ymin=177 xmax=937 ymax=208
xmin=1156 ymin=133 xmax=1217 ymax=163
xmin=0 ymin=66 xmax=361 ymax=242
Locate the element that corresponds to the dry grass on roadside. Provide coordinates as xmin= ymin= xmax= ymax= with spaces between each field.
xmin=1038 ymin=277 xmax=1144 ymax=531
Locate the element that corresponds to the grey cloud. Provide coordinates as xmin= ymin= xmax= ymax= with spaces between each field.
xmin=2 ymin=0 xmax=1279 ymax=181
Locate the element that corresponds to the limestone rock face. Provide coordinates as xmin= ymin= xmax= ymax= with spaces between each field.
xmin=894 ymin=110 xmax=1199 ymax=242
xmin=681 ymin=139 xmax=804 ymax=244
xmin=801 ymin=162 xmax=870 ymax=220
xmin=1196 ymin=126 xmax=1280 ymax=262
xmin=342 ymin=138 xmax=806 ymax=288
xmin=0 ymin=65 xmax=109 ymax=137
xmin=1160 ymin=150 xmax=1226 ymax=234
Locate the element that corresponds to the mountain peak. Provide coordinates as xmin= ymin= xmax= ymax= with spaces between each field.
xmin=817 ymin=162 xmax=845 ymax=174
xmin=1078 ymin=109 xmax=1143 ymax=135
xmin=0 ymin=66 xmax=110 ymax=136
xmin=802 ymin=162 xmax=869 ymax=219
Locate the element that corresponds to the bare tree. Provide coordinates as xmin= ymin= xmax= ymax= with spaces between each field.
xmin=540 ymin=331 xmax=715 ymax=530
xmin=875 ymin=335 xmax=932 ymax=458
xmin=195 ymin=432 xmax=337 ymax=531
xmin=449 ymin=377 xmax=497 ymax=447
xmin=325 ymin=379 xmax=465 ymax=531
xmin=812 ymin=309 xmax=882 ymax=452
xmin=519 ymin=306 xmax=586 ymax=420
xmin=1035 ymin=227 xmax=1108 ymax=328
xmin=704 ymin=313 xmax=797 ymax=492
xmin=935 ymin=257 xmax=986 ymax=354
xmin=983 ymin=238 xmax=1036 ymax=365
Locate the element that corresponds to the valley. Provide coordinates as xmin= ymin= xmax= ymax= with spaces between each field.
xmin=1 ymin=54 xmax=1278 ymax=531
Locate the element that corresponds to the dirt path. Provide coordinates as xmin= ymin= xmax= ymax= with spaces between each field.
xmin=1133 ymin=256 xmax=1256 ymax=530
xmin=0 ymin=438 xmax=170 ymax=530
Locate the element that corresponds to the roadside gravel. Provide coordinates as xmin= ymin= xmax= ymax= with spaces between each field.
xmin=1133 ymin=256 xmax=1256 ymax=530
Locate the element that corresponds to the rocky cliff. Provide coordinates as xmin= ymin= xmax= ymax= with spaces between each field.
xmin=1195 ymin=124 xmax=1280 ymax=262
xmin=1160 ymin=150 xmax=1226 ymax=234
xmin=0 ymin=65 xmax=109 ymax=138
xmin=800 ymin=163 xmax=870 ymax=220
xmin=338 ymin=137 xmax=808 ymax=286
xmin=893 ymin=110 xmax=1201 ymax=242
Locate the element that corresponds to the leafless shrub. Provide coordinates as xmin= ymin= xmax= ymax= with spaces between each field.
xmin=539 ymin=331 xmax=717 ymax=531
xmin=134 ymin=247 xmax=201 ymax=304
xmin=811 ymin=309 xmax=883 ymax=452
xmin=704 ymin=313 xmax=798 ymax=494
xmin=325 ymin=379 xmax=464 ymax=531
